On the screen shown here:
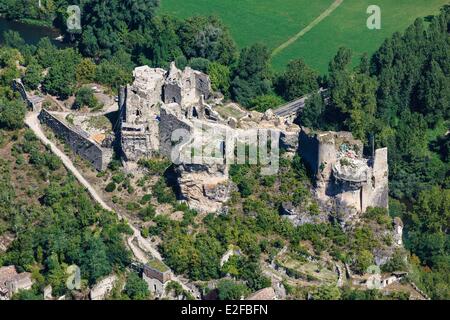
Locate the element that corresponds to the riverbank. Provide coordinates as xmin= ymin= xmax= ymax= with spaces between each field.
xmin=0 ymin=13 xmax=54 ymax=27
xmin=0 ymin=16 xmax=65 ymax=47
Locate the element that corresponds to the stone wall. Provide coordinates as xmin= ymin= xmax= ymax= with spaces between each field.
xmin=159 ymin=105 xmax=194 ymax=160
xmin=299 ymin=129 xmax=320 ymax=173
xmin=12 ymin=79 xmax=30 ymax=108
xmin=39 ymin=109 xmax=113 ymax=171
xmin=12 ymin=78 xmax=43 ymax=111
xmin=298 ymin=127 xmax=389 ymax=223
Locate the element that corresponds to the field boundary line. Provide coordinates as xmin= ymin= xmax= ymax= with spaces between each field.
xmin=271 ymin=0 xmax=344 ymax=57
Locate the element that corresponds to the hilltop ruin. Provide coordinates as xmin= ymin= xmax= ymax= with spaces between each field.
xmin=118 ymin=62 xmax=389 ymax=219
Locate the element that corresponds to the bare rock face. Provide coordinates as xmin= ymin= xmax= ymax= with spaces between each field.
xmin=175 ymin=163 xmax=233 ymax=213
xmin=90 ymin=275 xmax=118 ymax=300
xmin=299 ymin=128 xmax=389 ymax=227
xmin=280 ymin=129 xmax=300 ymax=154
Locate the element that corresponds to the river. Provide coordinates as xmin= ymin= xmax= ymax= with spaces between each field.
xmin=0 ymin=17 xmax=66 ymax=47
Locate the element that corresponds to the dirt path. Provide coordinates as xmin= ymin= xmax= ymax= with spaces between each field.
xmin=271 ymin=0 xmax=344 ymax=57
xmin=24 ymin=111 xmax=198 ymax=296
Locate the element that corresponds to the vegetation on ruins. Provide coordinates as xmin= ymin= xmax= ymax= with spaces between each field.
xmin=0 ymin=0 xmax=448 ymax=300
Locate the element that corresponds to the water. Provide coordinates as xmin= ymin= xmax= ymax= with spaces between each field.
xmin=0 ymin=17 xmax=65 ymax=47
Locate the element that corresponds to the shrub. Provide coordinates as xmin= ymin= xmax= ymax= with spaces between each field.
xmin=73 ymin=87 xmax=99 ymax=109
xmin=139 ymin=204 xmax=156 ymax=221
xmin=105 ymin=182 xmax=116 ymax=192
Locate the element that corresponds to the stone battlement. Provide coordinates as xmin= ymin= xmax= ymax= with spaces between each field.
xmin=119 ymin=63 xmax=388 ymax=217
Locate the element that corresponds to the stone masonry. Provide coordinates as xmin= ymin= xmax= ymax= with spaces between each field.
xmin=299 ymin=128 xmax=389 ymax=227
xmin=119 ymin=62 xmax=389 ymax=216
xmin=39 ymin=109 xmax=113 ymax=171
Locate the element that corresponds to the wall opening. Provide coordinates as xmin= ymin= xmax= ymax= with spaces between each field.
xmin=360 ymin=187 xmax=363 ymax=212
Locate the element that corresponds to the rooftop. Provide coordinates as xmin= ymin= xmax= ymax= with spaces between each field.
xmin=146 ymin=259 xmax=170 ymax=273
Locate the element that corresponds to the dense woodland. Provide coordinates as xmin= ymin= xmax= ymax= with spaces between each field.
xmin=0 ymin=1 xmax=448 ymax=299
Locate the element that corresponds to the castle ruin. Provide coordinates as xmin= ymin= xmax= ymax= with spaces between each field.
xmin=117 ymin=62 xmax=389 ymax=219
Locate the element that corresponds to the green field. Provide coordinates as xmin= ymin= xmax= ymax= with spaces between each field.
xmin=159 ymin=0 xmax=449 ymax=73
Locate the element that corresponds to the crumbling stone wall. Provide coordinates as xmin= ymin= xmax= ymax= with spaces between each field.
xmin=12 ymin=78 xmax=43 ymax=111
xmin=39 ymin=109 xmax=113 ymax=171
xmin=121 ymin=63 xmax=212 ymax=161
xmin=174 ymin=163 xmax=232 ymax=213
xmin=298 ymin=127 xmax=389 ymax=224
xmin=119 ymin=63 xmax=389 ymax=217
xmin=159 ymin=105 xmax=194 ymax=160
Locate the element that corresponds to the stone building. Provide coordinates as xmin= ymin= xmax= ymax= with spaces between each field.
xmin=299 ymin=128 xmax=389 ymax=226
xmin=120 ymin=62 xmax=212 ymax=162
xmin=0 ymin=266 xmax=34 ymax=300
xmin=90 ymin=275 xmax=118 ymax=300
xmin=142 ymin=259 xmax=172 ymax=298
xmin=119 ymin=63 xmax=388 ymax=216
xmin=246 ymin=287 xmax=277 ymax=300
xmin=38 ymin=110 xmax=113 ymax=171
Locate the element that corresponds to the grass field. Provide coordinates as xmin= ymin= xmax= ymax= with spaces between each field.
xmin=159 ymin=0 xmax=449 ymax=73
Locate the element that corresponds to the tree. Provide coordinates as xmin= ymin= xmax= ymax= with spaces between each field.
xmin=231 ymin=44 xmax=272 ymax=107
xmin=73 ymin=87 xmax=98 ymax=109
xmin=178 ymin=16 xmax=237 ymax=65
xmin=0 ymin=99 xmax=26 ymax=130
xmin=188 ymin=57 xmax=210 ymax=73
xmin=105 ymin=182 xmax=116 ymax=193
xmin=35 ymin=37 xmax=58 ymax=68
xmin=249 ymin=94 xmax=284 ymax=113
xmin=76 ymin=58 xmax=97 ymax=84
xmin=23 ymin=63 xmax=43 ymax=90
xmin=311 ymin=285 xmax=341 ymax=300
xmin=217 ymin=279 xmax=250 ymax=300
xmin=81 ymin=237 xmax=112 ymax=284
xmin=329 ymin=47 xmax=352 ymax=74
xmin=139 ymin=204 xmax=156 ymax=221
xmin=144 ymin=15 xmax=183 ymax=68
xmin=300 ymin=93 xmax=326 ymax=129
xmin=79 ymin=0 xmax=159 ymax=59
xmin=238 ymin=180 xmax=254 ymax=198
xmin=277 ymin=59 xmax=319 ymax=101
xmin=417 ymin=60 xmax=450 ymax=126
xmin=353 ymin=250 xmax=374 ymax=274
xmin=95 ymin=61 xmax=132 ymax=89
xmin=3 ymin=30 xmax=25 ymax=50
xmin=207 ymin=62 xmax=230 ymax=96
xmin=42 ymin=48 xmax=81 ymax=99
xmin=328 ymin=48 xmax=378 ymax=141
xmin=125 ymin=272 xmax=150 ymax=300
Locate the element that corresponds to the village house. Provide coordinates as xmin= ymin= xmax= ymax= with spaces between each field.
xmin=0 ymin=266 xmax=34 ymax=300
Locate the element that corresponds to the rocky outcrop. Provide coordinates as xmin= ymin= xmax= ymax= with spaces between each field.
xmin=90 ymin=275 xmax=118 ymax=300
xmin=299 ymin=128 xmax=389 ymax=227
xmin=174 ymin=163 xmax=233 ymax=213
xmin=280 ymin=202 xmax=328 ymax=226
